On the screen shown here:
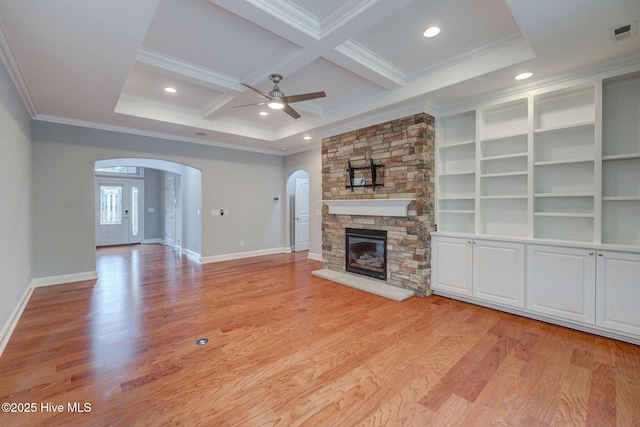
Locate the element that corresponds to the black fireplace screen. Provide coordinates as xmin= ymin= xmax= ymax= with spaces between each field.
xmin=345 ymin=228 xmax=387 ymax=280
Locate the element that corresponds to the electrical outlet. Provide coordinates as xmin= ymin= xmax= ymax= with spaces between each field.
xmin=240 ymin=240 xmax=244 ymax=246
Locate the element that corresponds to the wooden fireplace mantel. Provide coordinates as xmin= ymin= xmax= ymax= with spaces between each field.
xmin=322 ymin=199 xmax=414 ymax=217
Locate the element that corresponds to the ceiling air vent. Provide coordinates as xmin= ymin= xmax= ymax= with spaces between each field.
xmin=610 ymin=20 xmax=637 ymax=43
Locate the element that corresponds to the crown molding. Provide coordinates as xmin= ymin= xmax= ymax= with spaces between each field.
xmin=407 ymin=32 xmax=527 ymax=82
xmin=318 ymin=100 xmax=429 ymax=139
xmin=437 ymin=52 xmax=640 ymax=117
xmin=33 ymin=114 xmax=285 ymax=156
xmin=0 ymin=20 xmax=37 ymax=117
xmin=137 ymin=48 xmax=244 ymax=92
xmin=246 ymin=0 xmax=319 ymax=39
xmin=319 ymin=0 xmax=377 ymax=39
xmin=334 ymin=39 xmax=406 ymax=86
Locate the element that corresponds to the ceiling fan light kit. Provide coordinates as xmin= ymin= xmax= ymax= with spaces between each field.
xmin=237 ymin=74 xmax=326 ymax=119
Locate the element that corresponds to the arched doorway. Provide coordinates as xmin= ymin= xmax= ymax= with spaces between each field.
xmin=94 ymin=158 xmax=203 ymax=257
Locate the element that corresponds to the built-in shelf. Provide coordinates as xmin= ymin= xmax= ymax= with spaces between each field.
xmin=534 ymin=212 xmax=595 ymax=218
xmin=533 ymin=121 xmax=595 ymax=135
xmin=480 ymin=171 xmax=528 ymax=178
xmin=534 ymin=158 xmax=594 ymax=166
xmin=439 ymin=196 xmax=475 ymax=200
xmin=603 ymin=196 xmax=640 ymax=201
xmin=323 ymin=199 xmax=414 ymax=217
xmin=535 ymin=192 xmax=595 ymax=198
xmin=602 ymin=153 xmax=640 ymax=161
xmin=439 ymin=210 xmax=475 ymax=214
xmin=481 ymin=153 xmax=527 ymax=161
xmin=481 ymin=195 xmax=527 ymax=200
xmin=440 ymin=140 xmax=475 ymax=149
xmin=439 ymin=171 xmax=475 ymax=177
xmin=480 ymin=131 xmax=528 ymax=143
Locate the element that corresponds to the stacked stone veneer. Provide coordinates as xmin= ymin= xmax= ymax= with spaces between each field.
xmin=321 ymin=113 xmax=435 ymax=296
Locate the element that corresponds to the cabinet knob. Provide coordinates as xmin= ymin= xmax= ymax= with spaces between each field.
xmin=598 ymin=252 xmax=603 ymax=256
xmin=589 ymin=252 xmax=594 ymax=255
xmin=467 ymin=241 xmax=472 ymax=244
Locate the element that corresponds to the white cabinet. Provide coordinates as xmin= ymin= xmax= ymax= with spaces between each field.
xmin=473 ymin=240 xmax=525 ymax=308
xmin=432 ymin=237 xmax=472 ymax=296
xmin=526 ymin=245 xmax=596 ymax=324
xmin=432 ymin=236 xmax=525 ymax=308
xmin=596 ymin=251 xmax=640 ymax=336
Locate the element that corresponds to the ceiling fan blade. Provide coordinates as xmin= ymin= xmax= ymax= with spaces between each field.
xmin=283 ymin=91 xmax=326 ymax=103
xmin=241 ymin=83 xmax=271 ymax=99
xmin=232 ymin=102 xmax=266 ymax=108
xmin=282 ymin=104 xmax=301 ymax=119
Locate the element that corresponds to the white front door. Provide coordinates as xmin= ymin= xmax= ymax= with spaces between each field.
xmin=294 ymin=178 xmax=310 ymax=252
xmin=96 ymin=179 xmax=143 ymax=246
xmin=165 ymin=177 xmax=176 ymax=248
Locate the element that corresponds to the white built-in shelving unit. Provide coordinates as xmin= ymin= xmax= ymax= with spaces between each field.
xmin=433 ymin=70 xmax=640 ymax=345
xmin=478 ymin=99 xmax=529 ymax=238
xmin=436 ymin=111 xmax=476 ymax=234
xmin=533 ymin=84 xmax=596 ymax=242
xmin=602 ymin=72 xmax=640 ymax=246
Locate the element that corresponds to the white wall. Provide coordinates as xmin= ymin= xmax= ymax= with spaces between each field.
xmin=32 ymin=121 xmax=285 ymax=279
xmin=0 ymin=57 xmax=32 ymax=351
xmin=284 ymin=148 xmax=322 ymax=259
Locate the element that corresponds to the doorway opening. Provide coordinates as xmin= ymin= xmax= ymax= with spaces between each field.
xmin=287 ymin=170 xmax=310 ymax=252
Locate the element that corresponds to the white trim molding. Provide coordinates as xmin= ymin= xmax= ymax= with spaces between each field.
xmin=200 ymin=247 xmax=289 ymax=263
xmin=32 ymin=271 xmax=98 ymax=288
xmin=0 ymin=283 xmax=34 ymax=357
xmin=322 ymin=199 xmax=414 ymax=217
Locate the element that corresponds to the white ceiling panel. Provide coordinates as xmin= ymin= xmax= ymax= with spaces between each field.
xmin=1 ymin=0 xmax=638 ymax=154
xmin=352 ymin=0 xmax=522 ymax=77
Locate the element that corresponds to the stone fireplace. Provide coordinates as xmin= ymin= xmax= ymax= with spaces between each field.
xmin=320 ymin=113 xmax=435 ymax=297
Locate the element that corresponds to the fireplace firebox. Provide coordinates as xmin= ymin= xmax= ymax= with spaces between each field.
xmin=345 ymin=228 xmax=387 ymax=280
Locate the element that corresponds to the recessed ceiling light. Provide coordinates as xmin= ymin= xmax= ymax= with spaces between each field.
xmin=164 ymin=87 xmax=177 ymax=93
xmin=259 ymin=111 xmax=268 ymax=116
xmin=303 ymin=136 xmax=311 ymax=140
xmin=423 ymin=27 xmax=441 ymax=38
xmin=515 ymin=72 xmax=533 ymax=80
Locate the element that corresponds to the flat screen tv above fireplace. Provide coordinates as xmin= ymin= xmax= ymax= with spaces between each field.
xmin=345 ymin=228 xmax=387 ymax=280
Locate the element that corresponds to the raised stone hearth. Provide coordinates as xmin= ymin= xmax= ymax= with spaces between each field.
xmin=311 ymin=269 xmax=414 ymax=301
xmin=320 ymin=113 xmax=435 ymax=297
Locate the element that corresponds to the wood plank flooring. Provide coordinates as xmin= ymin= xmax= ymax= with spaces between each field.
xmin=1 ymin=244 xmax=639 ymax=426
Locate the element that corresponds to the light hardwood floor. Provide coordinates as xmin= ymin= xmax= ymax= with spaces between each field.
xmin=0 ymin=244 xmax=639 ymax=426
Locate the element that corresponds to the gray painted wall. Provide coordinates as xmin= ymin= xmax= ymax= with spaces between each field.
xmin=0 ymin=57 xmax=32 ymax=341
xmin=32 ymin=121 xmax=286 ymax=278
xmin=144 ymin=168 xmax=163 ymax=240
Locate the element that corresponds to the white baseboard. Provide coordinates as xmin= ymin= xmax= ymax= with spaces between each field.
xmin=143 ymin=238 xmax=163 ymax=244
xmin=183 ymin=249 xmax=202 ymax=262
xmin=32 ymin=271 xmax=98 ymax=287
xmin=200 ymin=247 xmax=289 ymax=263
xmin=0 ymin=283 xmax=34 ymax=358
xmin=307 ymin=252 xmax=322 ymax=261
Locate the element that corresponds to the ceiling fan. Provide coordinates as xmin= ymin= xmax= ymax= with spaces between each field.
xmin=235 ymin=74 xmax=326 ymax=119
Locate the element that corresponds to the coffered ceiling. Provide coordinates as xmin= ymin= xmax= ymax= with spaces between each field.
xmin=1 ymin=0 xmax=639 ymax=154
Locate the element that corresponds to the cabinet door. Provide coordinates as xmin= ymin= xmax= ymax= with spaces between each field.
xmin=596 ymin=251 xmax=640 ymax=336
xmin=526 ymin=245 xmax=595 ymax=324
xmin=432 ymin=237 xmax=472 ymax=296
xmin=473 ymin=240 xmax=525 ymax=308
